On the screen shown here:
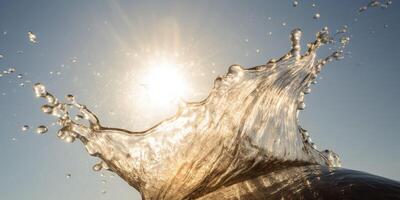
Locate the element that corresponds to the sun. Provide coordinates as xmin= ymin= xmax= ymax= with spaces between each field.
xmin=142 ymin=60 xmax=187 ymax=105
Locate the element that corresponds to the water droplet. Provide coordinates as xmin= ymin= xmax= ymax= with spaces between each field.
xmin=293 ymin=1 xmax=298 ymax=7
xmin=313 ymin=13 xmax=320 ymax=19
xmin=8 ymin=67 xmax=15 ymax=73
xmin=70 ymin=57 xmax=78 ymax=63
xmin=36 ymin=125 xmax=48 ymax=134
xmin=101 ymin=190 xmax=107 ymax=194
xmin=101 ymin=180 xmax=107 ymax=184
xmin=17 ymin=74 xmax=23 ymax=79
xmin=303 ymin=87 xmax=311 ymax=94
xmin=41 ymin=105 xmax=53 ymax=114
xmin=312 ymin=143 xmax=317 ymax=149
xmin=298 ymin=102 xmax=306 ymax=110
xmin=92 ymin=163 xmax=103 ymax=171
xmin=74 ymin=115 xmax=84 ymax=121
xmin=21 ymin=125 xmax=29 ymax=132
xmin=0 ymin=54 xmax=3 ymax=59
xmin=65 ymin=135 xmax=75 ymax=143
xmin=28 ymin=31 xmax=38 ymax=43
xmin=66 ymin=173 xmax=71 ymax=178
xmin=359 ymin=6 xmax=367 ymax=13
xmin=282 ymin=22 xmax=287 ymax=26
xmin=33 ymin=83 xmax=47 ymax=97
xmin=368 ymin=1 xmax=380 ymax=7
xmin=66 ymin=94 xmax=75 ymax=102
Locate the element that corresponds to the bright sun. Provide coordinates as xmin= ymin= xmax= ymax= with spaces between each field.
xmin=142 ymin=61 xmax=186 ymax=105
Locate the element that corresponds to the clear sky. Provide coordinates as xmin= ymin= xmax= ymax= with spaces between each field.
xmin=0 ymin=0 xmax=399 ymax=199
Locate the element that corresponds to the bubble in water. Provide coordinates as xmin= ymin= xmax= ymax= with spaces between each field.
xmin=28 ymin=31 xmax=38 ymax=43
xmin=293 ymin=1 xmax=298 ymax=7
xmin=36 ymin=125 xmax=48 ymax=134
xmin=313 ymin=13 xmax=320 ymax=19
xmin=21 ymin=125 xmax=29 ymax=132
xmin=33 ymin=83 xmax=47 ymax=97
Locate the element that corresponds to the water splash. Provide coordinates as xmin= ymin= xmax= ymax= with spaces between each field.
xmin=34 ymin=28 xmax=347 ymax=199
xmin=358 ymin=0 xmax=393 ymax=13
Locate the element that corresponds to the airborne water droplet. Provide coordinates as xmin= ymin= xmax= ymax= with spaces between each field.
xmin=93 ymin=163 xmax=103 ymax=171
xmin=298 ymin=102 xmax=306 ymax=110
xmin=66 ymin=94 xmax=75 ymax=102
xmin=313 ymin=13 xmax=320 ymax=19
xmin=65 ymin=135 xmax=75 ymax=143
xmin=36 ymin=125 xmax=48 ymax=134
xmin=21 ymin=125 xmax=29 ymax=132
xmin=293 ymin=1 xmax=298 ymax=7
xmin=33 ymin=83 xmax=47 ymax=97
xmin=41 ymin=105 xmax=53 ymax=114
xmin=28 ymin=31 xmax=38 ymax=43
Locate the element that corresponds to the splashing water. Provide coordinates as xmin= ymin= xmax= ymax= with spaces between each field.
xmin=358 ymin=0 xmax=393 ymax=13
xmin=32 ymin=27 xmax=351 ymax=199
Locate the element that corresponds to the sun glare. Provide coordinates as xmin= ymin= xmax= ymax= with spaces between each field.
xmin=143 ymin=61 xmax=186 ymax=105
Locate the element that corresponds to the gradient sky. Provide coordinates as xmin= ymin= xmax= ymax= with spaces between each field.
xmin=0 ymin=0 xmax=399 ymax=199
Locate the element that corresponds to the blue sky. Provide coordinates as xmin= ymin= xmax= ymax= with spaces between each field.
xmin=0 ymin=0 xmax=399 ymax=199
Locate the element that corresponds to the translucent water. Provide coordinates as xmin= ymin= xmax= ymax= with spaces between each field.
xmin=33 ymin=28 xmax=348 ymax=199
xmin=27 ymin=31 xmax=38 ymax=44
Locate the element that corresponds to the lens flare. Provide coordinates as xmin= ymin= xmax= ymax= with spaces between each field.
xmin=142 ymin=61 xmax=186 ymax=105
